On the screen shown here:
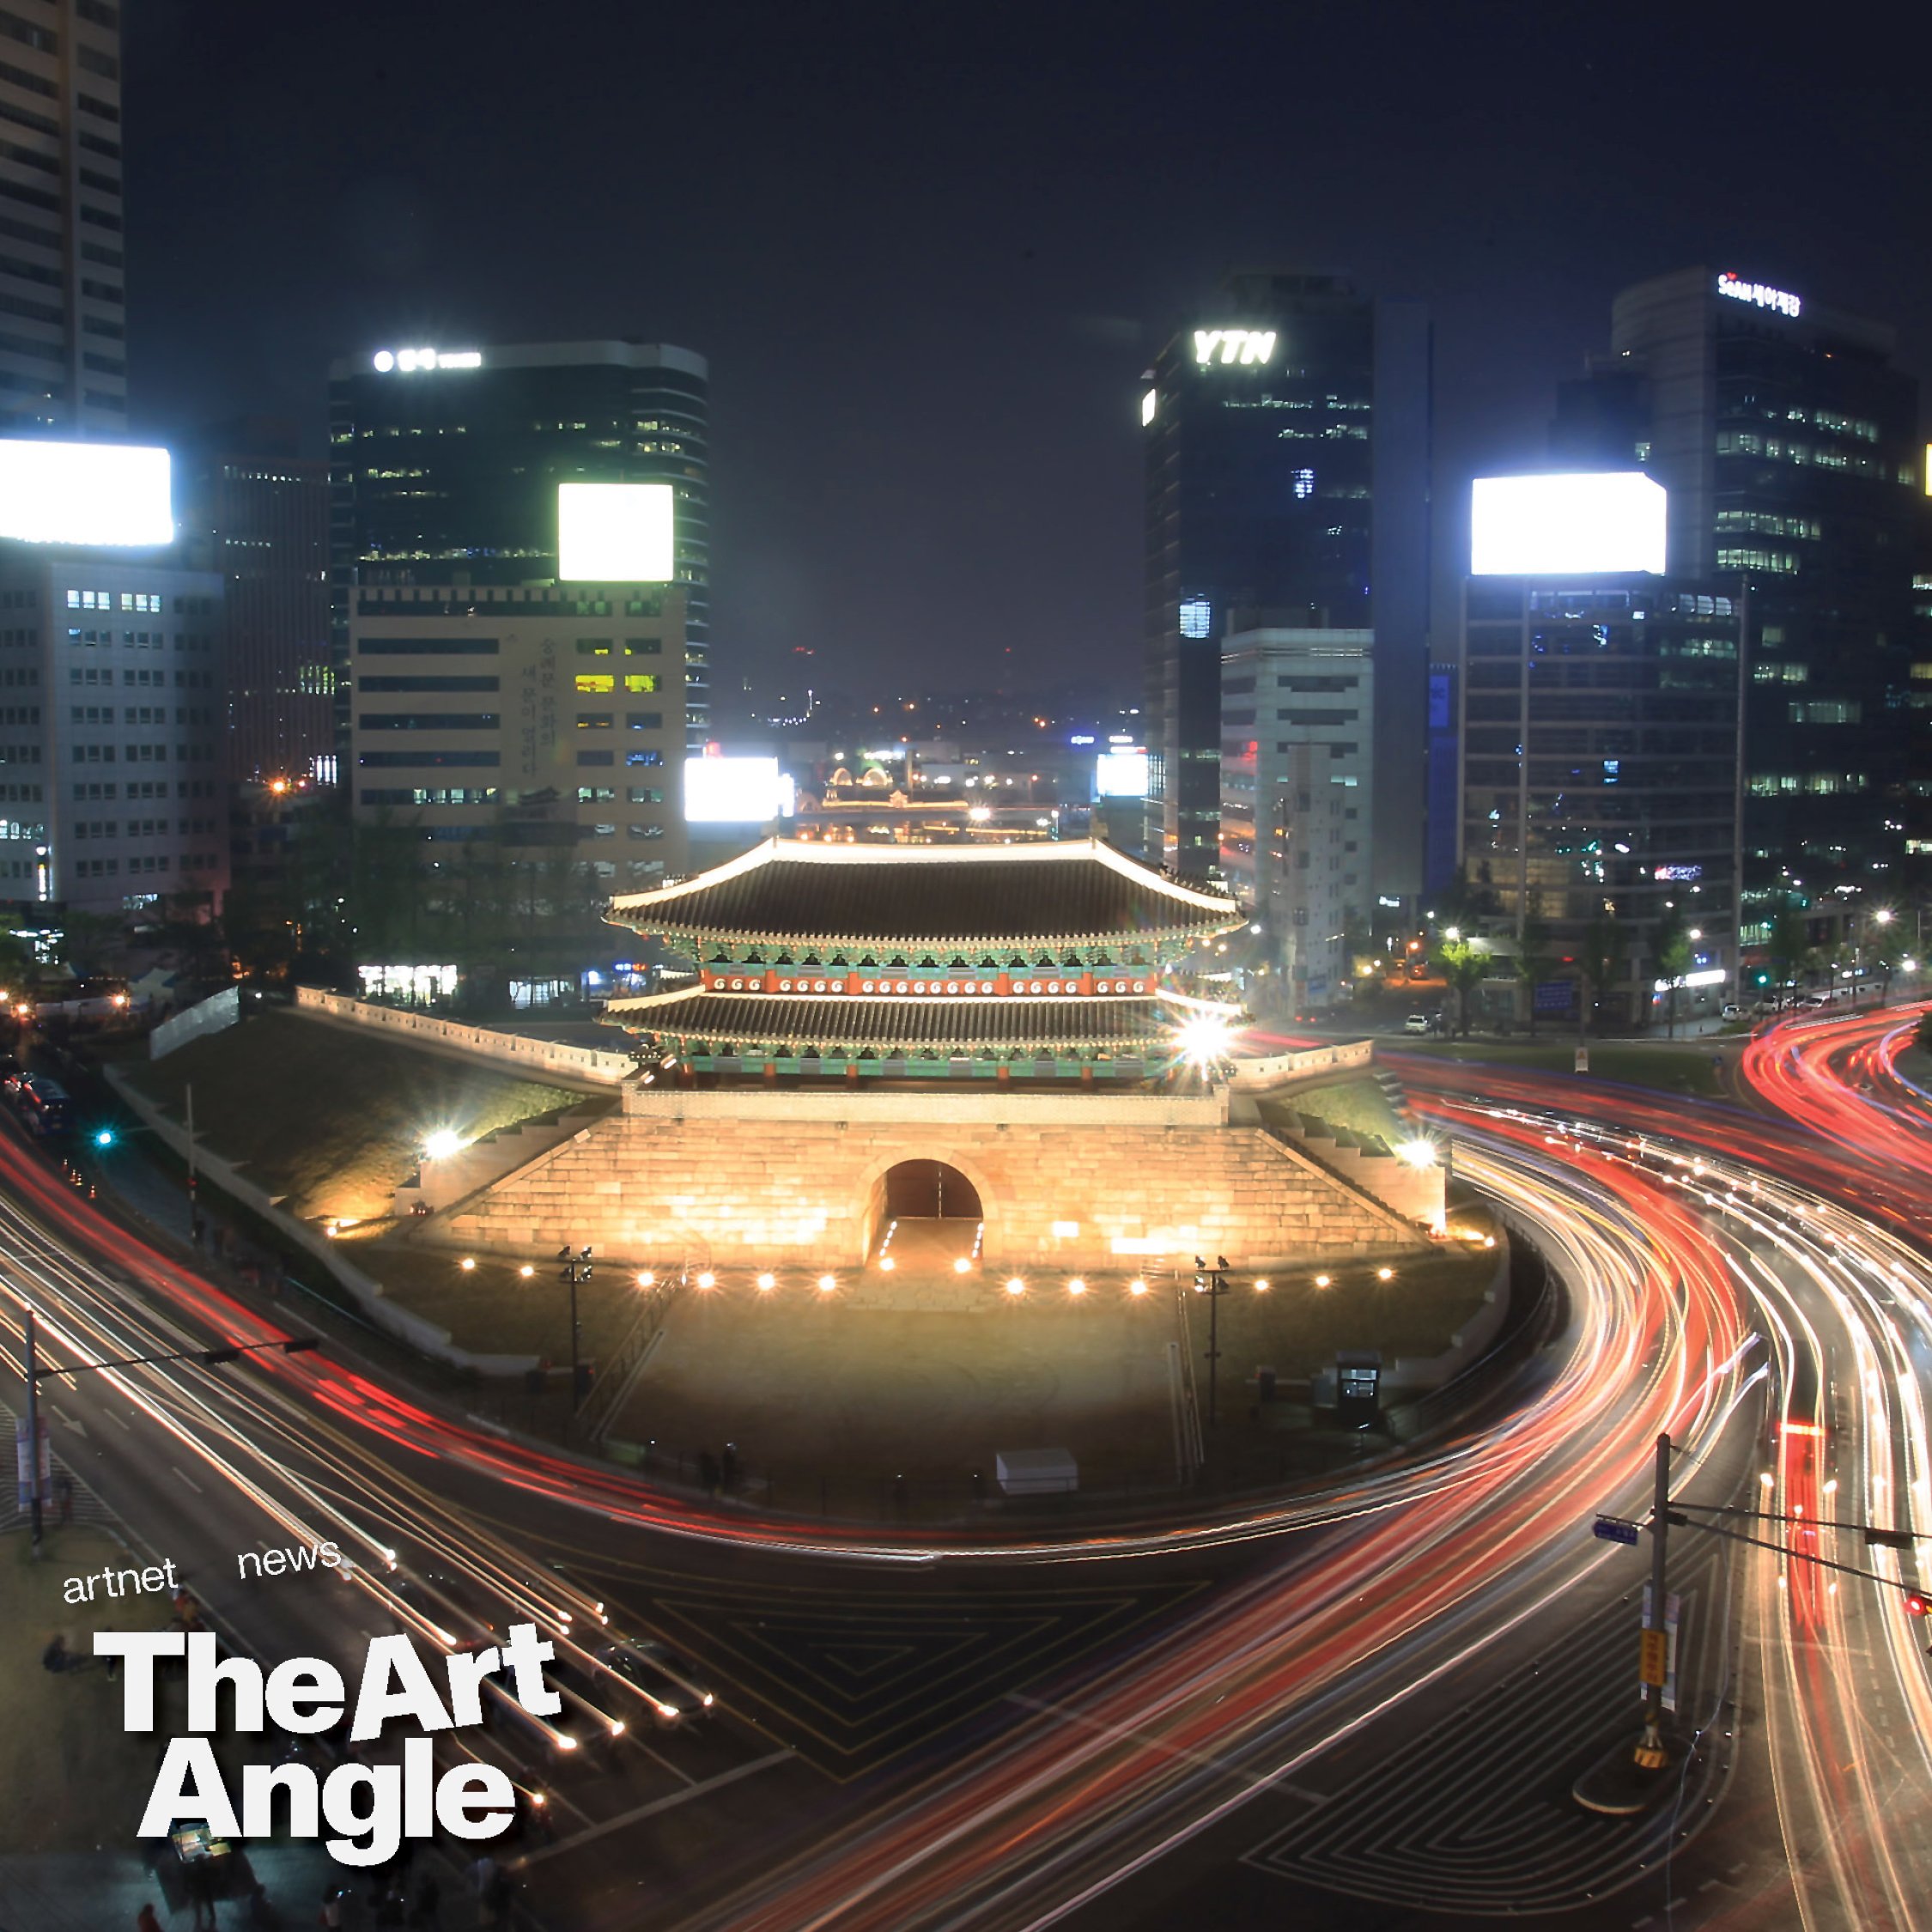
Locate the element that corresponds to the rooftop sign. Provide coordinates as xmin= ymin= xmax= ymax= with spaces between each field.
xmin=1193 ymin=329 xmax=1276 ymax=367
xmin=1716 ymin=273 xmax=1801 ymax=319
xmin=371 ymin=348 xmax=483 ymax=373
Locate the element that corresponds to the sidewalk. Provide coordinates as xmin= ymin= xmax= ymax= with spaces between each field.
xmin=0 ymin=1841 xmax=350 ymax=1932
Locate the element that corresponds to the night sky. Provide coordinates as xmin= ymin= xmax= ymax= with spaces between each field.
xmin=125 ymin=1 xmax=1932 ymax=710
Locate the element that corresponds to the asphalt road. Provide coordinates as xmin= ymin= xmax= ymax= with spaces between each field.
xmin=2 ymin=1016 xmax=1929 ymax=1930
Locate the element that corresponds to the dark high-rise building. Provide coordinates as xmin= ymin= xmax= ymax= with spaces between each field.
xmin=0 ymin=0 xmax=127 ymax=437
xmin=1141 ymin=271 xmax=1430 ymax=892
xmin=326 ymin=340 xmax=709 ymax=751
xmin=185 ymin=433 xmax=330 ymax=781
xmin=1459 ymin=576 xmax=1744 ymax=1025
xmin=1552 ymin=267 xmax=1930 ymax=930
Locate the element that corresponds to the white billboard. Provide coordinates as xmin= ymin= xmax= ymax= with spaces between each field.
xmin=557 ymin=482 xmax=674 ymax=582
xmin=1470 ymin=472 xmax=1667 ymax=577
xmin=0 ymin=440 xmax=173 ymax=547
xmin=1095 ymin=751 xmax=1149 ymax=798
xmin=683 ymin=756 xmax=793 ymax=824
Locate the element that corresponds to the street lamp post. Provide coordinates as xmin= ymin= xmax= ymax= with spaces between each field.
xmin=16 ymin=1314 xmax=319 ymax=1558
xmin=1193 ymin=1255 xmax=1230 ymax=1429
xmin=556 ymin=1245 xmax=593 ymax=1414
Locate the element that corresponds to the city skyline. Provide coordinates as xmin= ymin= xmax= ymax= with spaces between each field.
xmin=118 ymin=3 xmax=1932 ymax=699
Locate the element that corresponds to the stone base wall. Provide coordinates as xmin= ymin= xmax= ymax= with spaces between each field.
xmin=435 ymin=1110 xmax=1428 ymax=1269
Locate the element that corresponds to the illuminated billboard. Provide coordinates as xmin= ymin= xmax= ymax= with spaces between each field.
xmin=0 ymin=440 xmax=173 ymax=547
xmin=683 ymin=756 xmax=793 ymax=824
xmin=1095 ymin=750 xmax=1149 ymax=798
xmin=557 ymin=483 xmax=674 ymax=582
xmin=1470 ymin=472 xmax=1667 ymax=576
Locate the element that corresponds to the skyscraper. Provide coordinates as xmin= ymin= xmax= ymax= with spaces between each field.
xmin=0 ymin=0 xmax=127 ymax=436
xmin=327 ymin=340 xmax=709 ymax=752
xmin=185 ymin=432 xmax=330 ymax=781
xmin=1552 ymin=266 xmax=1930 ymax=927
xmin=1141 ymin=271 xmax=1430 ymax=894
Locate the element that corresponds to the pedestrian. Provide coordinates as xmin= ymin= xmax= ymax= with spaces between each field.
xmin=41 ymin=1633 xmax=69 ymax=1674
xmin=697 ymin=1449 xmax=719 ymax=1493
xmin=319 ymin=1885 xmax=347 ymax=1929
xmin=183 ymin=1856 xmax=217 ymax=1930
xmin=191 ymin=1209 xmax=206 ymax=1249
xmin=136 ymin=1905 xmax=162 ymax=1932
xmin=720 ymin=1442 xmax=738 ymax=1492
xmin=54 ymin=1470 xmax=73 ymax=1524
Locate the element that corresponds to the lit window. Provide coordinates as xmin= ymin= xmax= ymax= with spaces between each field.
xmin=575 ymin=673 xmax=614 ymax=694
xmin=1179 ymin=598 xmax=1212 ymax=640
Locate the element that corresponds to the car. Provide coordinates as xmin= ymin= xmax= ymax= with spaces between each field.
xmin=1720 ymin=1002 xmax=1744 ymax=1020
xmin=1403 ymin=1013 xmax=1432 ymax=1036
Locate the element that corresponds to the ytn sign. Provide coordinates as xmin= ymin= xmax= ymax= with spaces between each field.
xmin=1193 ymin=329 xmax=1277 ymax=367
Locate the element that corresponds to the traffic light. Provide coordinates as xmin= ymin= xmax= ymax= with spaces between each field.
xmin=1904 ymin=1589 xmax=1929 ymax=1618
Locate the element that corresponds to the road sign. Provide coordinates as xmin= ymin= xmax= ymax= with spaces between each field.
xmin=1639 ymin=1627 xmax=1668 ymax=1688
xmin=1574 ymin=1047 xmax=1590 ymax=1073
xmin=1640 ymin=1585 xmax=1681 ymax=1710
xmin=1594 ymin=1516 xmax=1640 ymax=1545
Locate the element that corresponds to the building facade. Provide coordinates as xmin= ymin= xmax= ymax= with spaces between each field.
xmin=189 ymin=447 xmax=331 ymax=781
xmin=0 ymin=0 xmax=126 ymax=437
xmin=1458 ymin=575 xmax=1742 ymax=1019
xmin=1552 ymin=266 xmax=1929 ymax=927
xmin=327 ymin=340 xmax=709 ymax=752
xmin=0 ymin=546 xmax=226 ymax=914
xmin=1141 ymin=271 xmax=1429 ymax=891
xmin=347 ymin=580 xmax=688 ymax=894
xmin=1218 ymin=627 xmax=1373 ymax=1009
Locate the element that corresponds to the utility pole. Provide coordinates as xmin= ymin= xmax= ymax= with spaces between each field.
xmin=1636 ymin=1431 xmax=1672 ymax=1770
xmin=23 ymin=1306 xmax=43 ymax=1558
xmin=185 ymin=1080 xmax=197 ymax=1236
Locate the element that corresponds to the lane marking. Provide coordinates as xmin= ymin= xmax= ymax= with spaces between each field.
xmin=510 ymin=1747 xmax=795 ymax=1867
xmin=171 ymin=1465 xmax=203 ymax=1494
xmin=1005 ymin=1692 xmax=1265 ymax=1786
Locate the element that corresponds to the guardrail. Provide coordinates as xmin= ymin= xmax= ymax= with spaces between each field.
xmin=294 ymin=987 xmax=635 ymax=1086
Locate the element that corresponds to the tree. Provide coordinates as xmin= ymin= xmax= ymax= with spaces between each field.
xmin=1436 ymin=937 xmax=1489 ymax=1039
xmin=1511 ymin=917 xmax=1554 ymax=1041
xmin=1765 ymin=899 xmax=1811 ymax=1010
xmin=1577 ymin=910 xmax=1628 ymax=1037
xmin=1653 ymin=908 xmax=1693 ymax=1038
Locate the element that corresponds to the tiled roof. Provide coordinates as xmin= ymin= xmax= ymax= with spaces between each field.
xmin=605 ymin=991 xmax=1173 ymax=1051
xmin=607 ymin=837 xmax=1240 ymax=944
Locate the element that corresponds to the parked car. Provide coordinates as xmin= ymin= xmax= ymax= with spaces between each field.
xmin=14 ymin=1073 xmax=72 ymax=1137
xmin=1404 ymin=1012 xmax=1432 ymax=1036
xmin=1720 ymin=1002 xmax=1745 ymax=1020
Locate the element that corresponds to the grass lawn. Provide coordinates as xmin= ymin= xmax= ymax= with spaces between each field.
xmin=1200 ymin=1243 xmax=1499 ymax=1383
xmin=115 ymin=1009 xmax=603 ymax=1222
xmin=0 ymin=1526 xmax=174 ymax=1852
xmin=343 ymin=1233 xmax=650 ymax=1363
xmin=1259 ymin=1074 xmax=1407 ymax=1143
xmin=1392 ymin=1037 xmax=1728 ymax=1098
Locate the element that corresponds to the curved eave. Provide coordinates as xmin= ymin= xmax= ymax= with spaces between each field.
xmin=602 ymin=915 xmax=1239 ymax=951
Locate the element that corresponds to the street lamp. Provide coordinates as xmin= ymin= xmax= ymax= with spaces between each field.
xmin=17 ymin=1309 xmax=319 ymax=1556
xmin=1194 ymin=1255 xmax=1232 ymax=1429
xmin=555 ymin=1245 xmax=594 ymax=1414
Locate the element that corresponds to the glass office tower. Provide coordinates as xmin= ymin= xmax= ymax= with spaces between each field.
xmin=1552 ymin=267 xmax=1931 ymax=924
xmin=327 ymin=340 xmax=709 ymax=751
xmin=1142 ymin=271 xmax=1430 ymax=892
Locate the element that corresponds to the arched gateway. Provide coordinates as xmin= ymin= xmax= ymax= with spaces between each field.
xmin=434 ymin=840 xmax=1436 ymax=1275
